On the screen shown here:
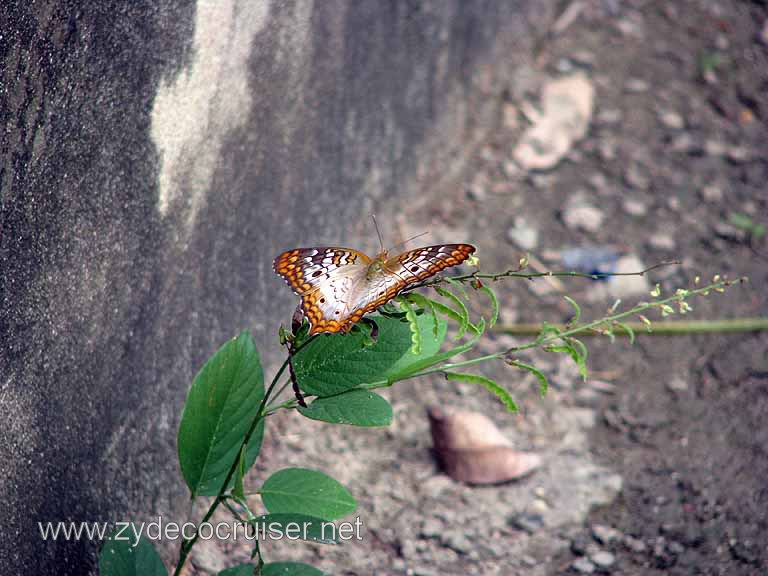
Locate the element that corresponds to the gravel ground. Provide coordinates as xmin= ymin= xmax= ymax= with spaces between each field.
xmin=190 ymin=1 xmax=768 ymax=574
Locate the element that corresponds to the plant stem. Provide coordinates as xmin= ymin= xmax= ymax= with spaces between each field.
xmin=172 ymin=331 xmax=320 ymax=575
xmin=405 ymin=260 xmax=681 ymax=292
xmin=393 ymin=278 xmax=742 ymax=381
xmin=171 ymin=357 xmax=290 ymax=576
xmin=495 ymin=317 xmax=768 ymax=336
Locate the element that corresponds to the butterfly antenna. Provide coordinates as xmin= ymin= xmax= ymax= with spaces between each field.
xmin=372 ymin=214 xmax=385 ymax=253
xmin=390 ymin=230 xmax=430 ymax=252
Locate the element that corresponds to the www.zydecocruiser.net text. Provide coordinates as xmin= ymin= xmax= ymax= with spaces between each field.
xmin=39 ymin=516 xmax=365 ymax=547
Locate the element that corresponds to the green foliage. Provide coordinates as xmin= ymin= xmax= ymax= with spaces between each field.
xmin=260 ymin=468 xmax=357 ymax=521
xmin=507 ymin=360 xmax=549 ymax=396
xmin=99 ymin=527 xmax=167 ymax=576
xmin=292 ymin=312 xmax=446 ymax=397
xmin=728 ymin=212 xmax=766 ymax=239
xmin=478 ymin=284 xmax=499 ymax=328
xmin=444 ymin=371 xmax=518 ymax=413
xmin=261 ymin=562 xmax=328 ymax=576
xmin=177 ymin=332 xmax=265 ymax=497
xmin=434 ymin=286 xmax=470 ymax=339
xmin=219 ymin=561 xmax=329 ymax=575
xmin=298 ymin=389 xmax=393 ymax=426
xmin=249 ymin=513 xmax=339 ymax=544
xmin=397 ymin=296 xmax=423 ymax=354
xmin=99 ymin=257 xmax=740 ymax=576
xmin=405 ymin=293 xmax=441 ymax=337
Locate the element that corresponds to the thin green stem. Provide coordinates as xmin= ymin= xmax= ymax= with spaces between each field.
xmin=495 ymin=317 xmax=768 ymax=336
xmin=172 ymin=334 xmax=320 ymax=576
xmin=366 ymin=278 xmax=743 ymax=387
xmin=404 ymin=260 xmax=680 ymax=293
xmin=171 ymin=355 xmax=289 ymax=576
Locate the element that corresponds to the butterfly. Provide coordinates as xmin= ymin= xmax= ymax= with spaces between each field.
xmin=274 ymin=244 xmax=476 ymax=335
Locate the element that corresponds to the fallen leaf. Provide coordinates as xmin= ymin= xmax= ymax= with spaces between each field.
xmin=428 ymin=406 xmax=541 ymax=484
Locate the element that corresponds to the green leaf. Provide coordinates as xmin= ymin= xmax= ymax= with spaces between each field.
xmin=387 ymin=318 xmax=486 ymax=382
xmin=397 ymin=296 xmax=422 ymax=355
xmin=353 ymin=319 xmax=377 ymax=347
xmin=434 ymin=286 xmax=469 ymax=339
xmin=248 ymin=513 xmax=339 ymax=545
xmin=509 ymin=360 xmax=549 ymax=396
xmin=99 ymin=527 xmax=167 ymax=576
xmin=614 ymin=321 xmax=636 ymax=344
xmin=563 ymin=295 xmax=581 ymax=325
xmin=233 ymin=444 xmax=247 ymax=500
xmin=567 ymin=337 xmax=589 ymax=382
xmin=298 ymin=390 xmax=392 ymax=426
xmin=178 ymin=332 xmax=265 ymax=497
xmin=262 ymin=562 xmax=328 ymax=576
xmin=478 ymin=284 xmax=499 ymax=328
xmin=218 ymin=565 xmax=255 ymax=576
xmin=543 ymin=344 xmax=571 ymax=354
xmin=405 ymin=293 xmax=441 ymax=337
xmin=445 ymin=372 xmax=518 ymax=413
xmin=444 ymin=277 xmax=470 ymax=300
xmin=426 ymin=297 xmax=465 ymax=326
xmin=545 ymin=338 xmax=588 ymax=382
xmin=261 ymin=468 xmax=356 ymax=521
xmin=293 ymin=313 xmax=445 ymax=397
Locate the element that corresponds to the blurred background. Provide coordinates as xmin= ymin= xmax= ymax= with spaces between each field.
xmin=2 ymin=1 xmax=766 ymax=574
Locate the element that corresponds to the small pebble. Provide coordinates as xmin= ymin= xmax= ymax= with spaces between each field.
xmin=571 ymin=51 xmax=595 ymax=67
xmin=667 ymin=540 xmax=686 ymax=555
xmin=761 ymin=19 xmax=768 ymax=45
xmin=563 ymin=201 xmax=605 ymax=233
xmin=666 ymin=376 xmax=689 ymax=392
xmin=503 ymin=102 xmax=519 ymax=130
xmin=625 ymin=163 xmax=651 ymax=190
xmin=592 ymin=524 xmax=622 ymax=545
xmin=713 ymin=221 xmax=747 ymax=241
xmin=671 ymin=133 xmax=694 ymax=153
xmin=571 ymin=535 xmax=590 ymax=556
xmin=623 ymin=198 xmax=647 ymax=216
xmin=597 ymin=108 xmax=622 ymax=125
xmin=625 ymin=78 xmax=649 ymax=93
xmin=466 ymin=183 xmax=486 ymax=202
xmin=659 ymin=110 xmax=685 ymax=130
xmin=571 ymin=557 xmax=596 ymax=574
xmin=441 ymin=530 xmax=473 ymax=555
xmin=503 ymin=160 xmax=521 ymax=178
xmin=590 ymin=550 xmax=616 ymax=568
xmin=510 ymin=512 xmax=544 ymax=534
xmin=705 ymin=139 xmax=727 ymax=156
xmin=624 ymin=535 xmax=648 ymax=553
xmin=727 ymin=146 xmax=750 ymax=163
xmin=700 ymin=184 xmax=724 ymax=203
xmin=598 ymin=138 xmax=618 ymax=161
xmin=589 ymin=172 xmax=609 ymax=193
xmin=506 ymin=218 xmax=539 ymax=251
xmin=556 ymin=58 xmax=575 ymax=73
xmin=520 ymin=554 xmax=538 ymax=567
xmin=649 ymin=232 xmax=676 ymax=251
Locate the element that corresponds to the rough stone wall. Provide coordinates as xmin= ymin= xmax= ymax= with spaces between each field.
xmin=0 ymin=1 xmax=551 ymax=573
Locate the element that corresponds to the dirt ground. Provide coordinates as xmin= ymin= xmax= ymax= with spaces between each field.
xmin=191 ymin=1 xmax=767 ymax=574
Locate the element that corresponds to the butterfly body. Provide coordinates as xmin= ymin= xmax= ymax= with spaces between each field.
xmin=274 ymin=244 xmax=475 ymax=335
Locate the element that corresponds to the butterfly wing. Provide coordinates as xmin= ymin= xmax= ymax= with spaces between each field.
xmin=273 ymin=247 xmax=372 ymax=296
xmin=332 ymin=243 xmax=477 ymax=331
xmin=274 ymin=244 xmax=476 ymax=335
xmin=274 ymin=247 xmax=372 ymax=334
xmin=384 ymin=244 xmax=476 ymax=286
